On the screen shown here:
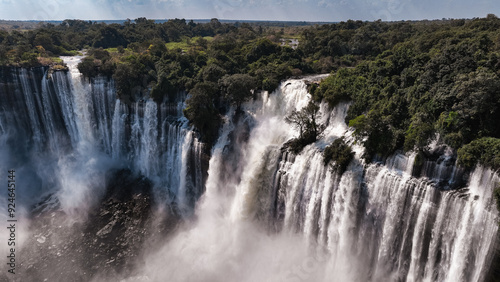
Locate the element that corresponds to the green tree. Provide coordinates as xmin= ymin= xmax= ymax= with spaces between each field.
xmin=349 ymin=111 xmax=399 ymax=161
xmin=184 ymin=82 xmax=221 ymax=145
xmin=77 ymin=57 xmax=99 ymax=78
xmin=33 ymin=33 xmax=55 ymax=53
xmin=457 ymin=137 xmax=500 ymax=171
xmin=218 ymin=73 xmax=257 ymax=109
xmin=93 ymin=25 xmax=128 ymax=49
xmin=404 ymin=112 xmax=435 ymax=151
xmin=202 ymin=64 xmax=226 ymax=83
xmin=323 ymin=137 xmax=354 ymax=173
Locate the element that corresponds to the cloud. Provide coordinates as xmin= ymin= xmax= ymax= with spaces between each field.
xmin=0 ymin=0 xmax=499 ymax=21
xmin=155 ymin=0 xmax=185 ymax=4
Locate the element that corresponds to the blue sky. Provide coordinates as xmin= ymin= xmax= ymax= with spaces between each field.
xmin=0 ymin=0 xmax=499 ymax=21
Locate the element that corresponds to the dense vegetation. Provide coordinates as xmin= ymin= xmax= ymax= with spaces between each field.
xmin=457 ymin=137 xmax=500 ymax=170
xmin=309 ymin=15 xmax=500 ymax=173
xmin=323 ymin=137 xmax=354 ymax=174
xmin=1 ymin=16 xmax=500 ymax=172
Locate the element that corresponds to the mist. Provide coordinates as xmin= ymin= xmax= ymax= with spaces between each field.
xmin=127 ymin=86 xmax=355 ymax=282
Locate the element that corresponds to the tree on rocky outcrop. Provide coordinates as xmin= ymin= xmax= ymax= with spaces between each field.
xmin=286 ymin=101 xmax=325 ymax=141
xmin=285 ymin=101 xmax=325 ymax=153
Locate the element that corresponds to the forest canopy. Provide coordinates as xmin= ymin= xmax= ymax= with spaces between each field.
xmin=310 ymin=15 xmax=500 ymax=171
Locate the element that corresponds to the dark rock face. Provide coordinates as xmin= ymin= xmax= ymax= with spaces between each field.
xmin=0 ymin=66 xmax=207 ymax=281
xmin=0 ymin=66 xmax=74 ymax=153
xmin=6 ymin=169 xmax=180 ymax=282
xmin=485 ymin=233 xmax=500 ymax=282
xmin=219 ymin=110 xmax=253 ymax=192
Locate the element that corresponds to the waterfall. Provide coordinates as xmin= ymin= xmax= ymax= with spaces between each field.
xmin=66 ymin=56 xmax=203 ymax=209
xmin=0 ymin=62 xmax=497 ymax=281
xmin=0 ymin=57 xmax=204 ymax=215
xmin=135 ymin=77 xmax=499 ymax=282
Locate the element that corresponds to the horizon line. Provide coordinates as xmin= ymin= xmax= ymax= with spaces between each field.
xmin=0 ymin=16 xmax=486 ymax=24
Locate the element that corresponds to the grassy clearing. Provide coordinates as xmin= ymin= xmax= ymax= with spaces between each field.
xmin=106 ymin=47 xmax=119 ymax=53
xmin=165 ymin=40 xmax=189 ymax=50
xmin=50 ymin=57 xmax=64 ymax=63
xmin=165 ymin=36 xmax=214 ymax=51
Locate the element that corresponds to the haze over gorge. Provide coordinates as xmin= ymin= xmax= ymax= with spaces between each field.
xmin=0 ymin=16 xmax=499 ymax=282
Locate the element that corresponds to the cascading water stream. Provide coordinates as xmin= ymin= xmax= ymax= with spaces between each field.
xmin=136 ymin=76 xmax=499 ymax=282
xmin=0 ymin=56 xmax=204 ymax=218
xmin=63 ymin=56 xmax=204 ymax=211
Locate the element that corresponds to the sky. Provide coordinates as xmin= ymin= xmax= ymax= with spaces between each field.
xmin=0 ymin=0 xmax=499 ymax=22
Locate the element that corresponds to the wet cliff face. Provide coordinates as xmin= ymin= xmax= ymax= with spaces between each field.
xmin=0 ymin=60 xmax=207 ymax=209
xmin=9 ymin=169 xmax=181 ymax=282
xmin=0 ymin=66 xmax=66 ymax=149
xmin=0 ymin=60 xmax=208 ymax=280
xmin=0 ymin=64 xmax=498 ymax=282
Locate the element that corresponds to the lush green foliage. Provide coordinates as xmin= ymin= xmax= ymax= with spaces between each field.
xmin=457 ymin=137 xmax=500 ymax=171
xmin=348 ymin=111 xmax=401 ymax=161
xmin=183 ymin=82 xmax=221 ymax=145
xmin=323 ymin=137 xmax=354 ymax=173
xmin=313 ymin=16 xmax=500 ymax=165
xmin=219 ymin=74 xmax=257 ymax=108
xmin=77 ymin=48 xmax=115 ymax=78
